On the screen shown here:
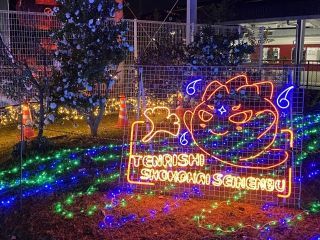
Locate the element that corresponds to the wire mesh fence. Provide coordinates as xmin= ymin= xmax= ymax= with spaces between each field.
xmin=0 ymin=10 xmax=318 ymax=110
xmin=0 ymin=10 xmax=306 ymax=207
xmin=0 ymin=10 xmax=59 ymax=108
xmin=122 ymin=65 xmax=303 ymax=207
xmin=0 ymin=10 xmax=240 ymax=108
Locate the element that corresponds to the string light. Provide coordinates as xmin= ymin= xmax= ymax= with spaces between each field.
xmin=0 ymin=110 xmax=319 ymax=238
xmin=191 ymin=190 xmax=313 ymax=236
xmin=0 ymin=144 xmax=125 ymax=208
xmin=0 ymin=95 xmax=180 ymax=125
xmin=53 ymin=172 xmax=120 ymax=219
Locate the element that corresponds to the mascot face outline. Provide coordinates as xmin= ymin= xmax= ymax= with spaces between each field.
xmin=183 ymin=75 xmax=286 ymax=168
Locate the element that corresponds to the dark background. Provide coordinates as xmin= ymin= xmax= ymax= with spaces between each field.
xmin=9 ymin=0 xmax=320 ymax=23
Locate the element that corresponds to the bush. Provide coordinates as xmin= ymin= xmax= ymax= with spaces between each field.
xmin=186 ymin=25 xmax=254 ymax=66
xmin=139 ymin=25 xmax=254 ymax=67
xmin=12 ymin=137 xmax=52 ymax=159
xmin=139 ymin=40 xmax=186 ymax=65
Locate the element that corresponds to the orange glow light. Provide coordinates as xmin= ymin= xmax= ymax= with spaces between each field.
xmin=183 ymin=75 xmax=291 ymax=169
xmin=142 ymin=107 xmax=181 ymax=143
xmin=126 ymin=74 xmax=294 ymax=200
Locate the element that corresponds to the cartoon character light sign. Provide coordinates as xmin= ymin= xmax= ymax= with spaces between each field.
xmin=127 ymin=74 xmax=295 ymax=200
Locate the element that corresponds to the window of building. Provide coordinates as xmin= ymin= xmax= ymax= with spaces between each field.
xmin=291 ymin=48 xmax=306 ymax=63
xmin=306 ymin=47 xmax=320 ymax=61
xmin=263 ymin=47 xmax=280 ymax=61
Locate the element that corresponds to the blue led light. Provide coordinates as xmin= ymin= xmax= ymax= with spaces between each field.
xmin=186 ymin=78 xmax=202 ymax=96
xmin=276 ymin=86 xmax=294 ymax=109
xmin=217 ymin=105 xmax=227 ymax=115
xmin=180 ymin=131 xmax=189 ymax=145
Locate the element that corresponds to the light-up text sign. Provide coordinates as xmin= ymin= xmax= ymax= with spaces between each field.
xmin=127 ymin=75 xmax=294 ymax=199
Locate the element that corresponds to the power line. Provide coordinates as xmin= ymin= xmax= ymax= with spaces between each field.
xmin=143 ymin=0 xmax=180 ymax=53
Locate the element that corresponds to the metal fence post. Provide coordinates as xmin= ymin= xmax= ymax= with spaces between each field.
xmin=258 ymin=26 xmax=265 ymax=68
xmin=137 ymin=66 xmax=152 ymax=151
xmin=306 ymin=61 xmax=309 ymax=87
xmin=133 ymin=66 xmax=143 ymax=153
xmin=186 ymin=22 xmax=190 ymax=45
xmin=136 ymin=67 xmax=142 ymax=120
xmin=191 ymin=22 xmax=195 ymax=43
xmin=134 ymin=19 xmax=138 ymax=61
xmin=186 ymin=0 xmax=197 ymax=45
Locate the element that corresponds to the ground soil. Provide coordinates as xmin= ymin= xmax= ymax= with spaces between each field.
xmin=1 ymin=191 xmax=320 ymax=240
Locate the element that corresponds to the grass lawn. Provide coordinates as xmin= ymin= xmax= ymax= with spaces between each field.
xmin=0 ymin=113 xmax=131 ymax=165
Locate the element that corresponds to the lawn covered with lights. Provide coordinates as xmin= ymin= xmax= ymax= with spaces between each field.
xmin=0 ymin=0 xmax=320 ymax=239
xmin=0 ymin=114 xmax=319 ymax=239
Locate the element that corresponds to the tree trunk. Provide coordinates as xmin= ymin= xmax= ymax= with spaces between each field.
xmin=38 ymin=89 xmax=45 ymax=138
xmin=87 ymin=99 xmax=106 ymax=137
xmin=90 ymin=122 xmax=99 ymax=136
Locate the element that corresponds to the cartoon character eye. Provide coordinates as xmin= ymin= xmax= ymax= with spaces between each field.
xmin=198 ymin=110 xmax=213 ymax=122
xmin=232 ymin=104 xmax=241 ymax=111
xmin=208 ymin=105 xmax=215 ymax=110
xmin=228 ymin=110 xmax=253 ymax=124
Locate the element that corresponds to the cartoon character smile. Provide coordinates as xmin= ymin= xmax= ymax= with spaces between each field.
xmin=183 ymin=75 xmax=293 ymax=169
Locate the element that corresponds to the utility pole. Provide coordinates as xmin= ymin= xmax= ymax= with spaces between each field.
xmin=186 ymin=0 xmax=197 ymax=45
xmin=294 ymin=19 xmax=305 ymax=85
xmin=295 ymin=19 xmax=306 ymax=65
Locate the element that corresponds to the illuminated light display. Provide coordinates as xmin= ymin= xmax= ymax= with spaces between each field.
xmin=0 ymin=125 xmax=319 ymax=238
xmin=281 ymin=129 xmax=294 ymax=148
xmin=126 ymin=74 xmax=298 ymax=202
xmin=192 ymin=189 xmax=311 ymax=235
xmin=180 ymin=132 xmax=189 ymax=145
xmin=182 ymin=76 xmax=292 ymax=168
xmin=128 ymin=151 xmax=291 ymax=194
xmin=211 ymin=172 xmax=286 ymax=192
xmin=277 ymin=86 xmax=294 ymax=109
xmin=228 ymin=110 xmax=253 ymax=125
xmin=208 ymin=129 xmax=229 ymax=136
xmin=35 ymin=0 xmax=58 ymax=5
xmin=141 ymin=107 xmax=181 ymax=143
xmin=140 ymin=169 xmax=211 ymax=185
xmin=217 ymin=106 xmax=227 ymax=115
xmin=0 ymin=138 xmax=318 ymax=237
xmin=186 ymin=78 xmax=202 ymax=96
xmin=277 ymin=167 xmax=292 ymax=198
xmin=127 ymin=120 xmax=155 ymax=186
xmin=131 ymin=153 xmax=205 ymax=168
xmin=0 ymin=144 xmax=123 ymax=208
xmin=95 ymin=185 xmax=315 ymax=236
xmin=0 ymin=95 xmax=181 ymax=126
xmin=138 ymin=167 xmax=288 ymax=194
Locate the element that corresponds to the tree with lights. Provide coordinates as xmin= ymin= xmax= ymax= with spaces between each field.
xmin=186 ymin=25 xmax=254 ymax=66
xmin=139 ymin=25 xmax=254 ymax=67
xmin=139 ymin=28 xmax=186 ymax=65
xmin=52 ymin=0 xmax=131 ymax=136
xmin=0 ymin=34 xmax=53 ymax=140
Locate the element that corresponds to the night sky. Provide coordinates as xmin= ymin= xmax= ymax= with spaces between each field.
xmin=126 ymin=0 xmax=320 ymax=22
xmin=8 ymin=0 xmax=320 ymax=23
